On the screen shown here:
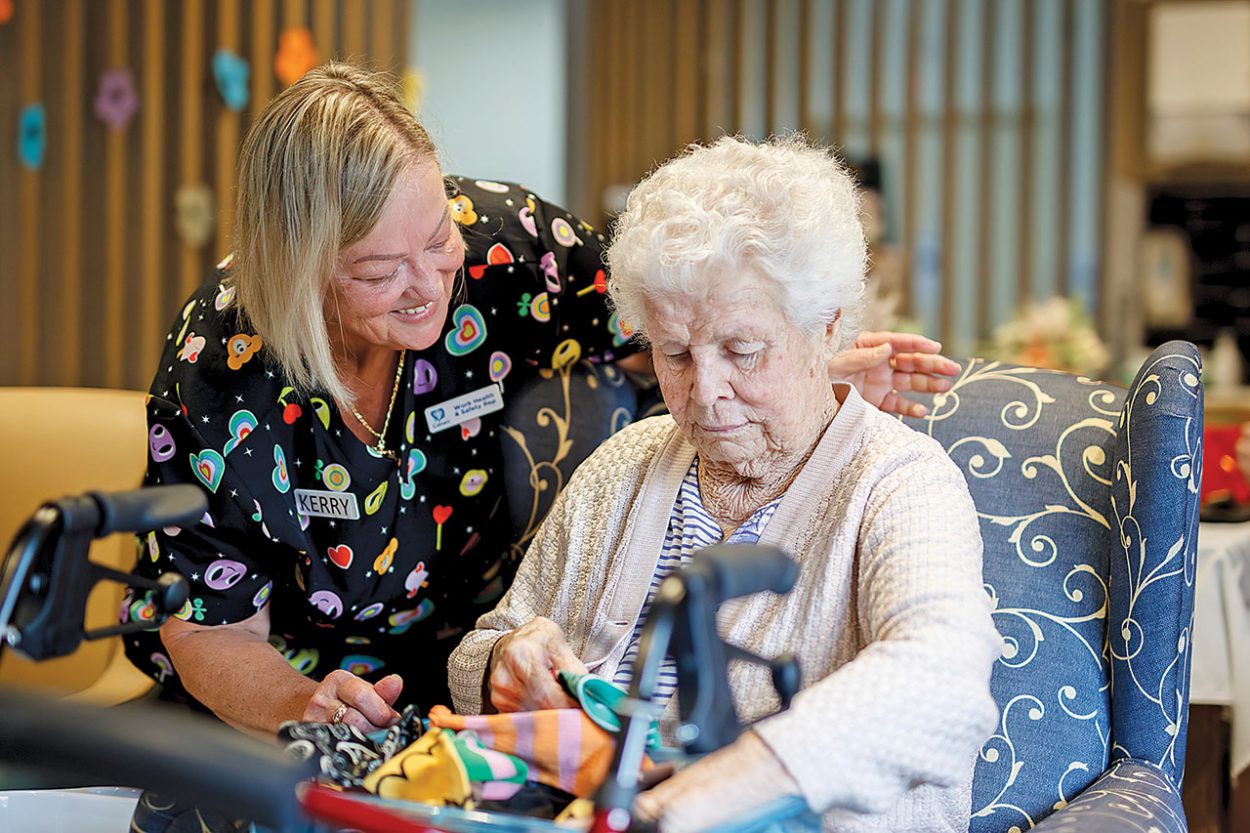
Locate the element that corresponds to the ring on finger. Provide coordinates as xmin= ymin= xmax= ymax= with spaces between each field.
xmin=331 ymin=703 xmax=349 ymax=725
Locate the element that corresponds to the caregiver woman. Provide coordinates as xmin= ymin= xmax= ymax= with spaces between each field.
xmin=126 ymin=63 xmax=953 ymax=738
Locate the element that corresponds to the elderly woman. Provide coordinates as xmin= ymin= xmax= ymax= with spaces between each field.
xmin=126 ymin=64 xmax=953 ymax=739
xmin=448 ymin=137 xmax=1002 ymax=832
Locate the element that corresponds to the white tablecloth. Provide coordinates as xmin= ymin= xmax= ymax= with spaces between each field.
xmin=0 ymin=788 xmax=140 ymax=833
xmin=1191 ymin=521 xmax=1250 ymax=778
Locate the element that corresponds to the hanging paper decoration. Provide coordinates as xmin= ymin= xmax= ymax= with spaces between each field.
xmin=175 ymin=184 xmax=216 ymax=249
xmin=17 ymin=103 xmax=45 ymax=171
xmin=94 ymin=68 xmax=140 ymax=131
xmin=0 ymin=0 xmax=14 ymax=26
xmin=274 ymin=27 xmax=317 ymax=86
xmin=402 ymin=67 xmax=425 ymax=114
xmin=212 ymin=49 xmax=250 ymax=112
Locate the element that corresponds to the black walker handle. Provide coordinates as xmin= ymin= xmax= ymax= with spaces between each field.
xmin=0 ymin=486 xmax=204 ymax=662
xmin=0 ymin=689 xmax=315 ymax=829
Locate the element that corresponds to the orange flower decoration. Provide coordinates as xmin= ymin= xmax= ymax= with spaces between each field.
xmin=449 ymin=194 xmax=477 ymax=225
xmin=274 ymin=28 xmax=317 ymax=86
xmin=0 ymin=0 xmax=14 ymax=25
xmin=226 ymin=333 xmax=263 ymax=370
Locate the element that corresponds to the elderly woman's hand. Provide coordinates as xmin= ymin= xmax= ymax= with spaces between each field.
xmin=488 ymin=617 xmax=588 ymax=713
xmin=829 ymin=331 xmax=961 ymax=418
xmin=301 ymin=670 xmax=404 ymax=732
xmin=633 ymin=731 xmax=801 ymax=833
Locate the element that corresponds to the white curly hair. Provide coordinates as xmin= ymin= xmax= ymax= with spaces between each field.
xmin=606 ymin=135 xmax=868 ymax=351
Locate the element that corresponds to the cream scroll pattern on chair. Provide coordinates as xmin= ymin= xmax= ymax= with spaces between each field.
xmin=903 ymin=342 xmax=1199 ymax=833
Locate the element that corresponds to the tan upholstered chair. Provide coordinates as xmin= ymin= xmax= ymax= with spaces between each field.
xmin=0 ymin=387 xmax=153 ymax=704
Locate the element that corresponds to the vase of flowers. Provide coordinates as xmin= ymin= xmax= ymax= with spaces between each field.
xmin=982 ymin=297 xmax=1110 ymax=376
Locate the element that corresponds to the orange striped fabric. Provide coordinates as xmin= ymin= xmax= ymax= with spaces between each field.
xmin=428 ymin=705 xmax=650 ymax=798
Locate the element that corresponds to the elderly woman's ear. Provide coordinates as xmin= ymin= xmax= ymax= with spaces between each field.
xmin=827 ymin=330 xmax=961 ymax=418
xmin=823 ymin=313 xmax=843 ymax=355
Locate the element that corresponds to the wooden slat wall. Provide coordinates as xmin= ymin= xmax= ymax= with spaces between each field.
xmin=138 ymin=0 xmax=165 ymax=383
xmin=976 ymin=0 xmax=998 ymax=340
xmin=940 ymin=0 xmax=962 ymax=346
xmin=60 ymin=1 xmax=85 ymax=386
xmin=583 ymin=0 xmax=1107 ymax=354
xmin=0 ymin=0 xmax=411 ymax=391
xmin=17 ymin=3 xmax=40 ymax=385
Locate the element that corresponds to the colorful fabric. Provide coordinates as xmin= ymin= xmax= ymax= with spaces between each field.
xmin=611 ymin=457 xmax=780 ymax=702
xmin=557 ymin=669 xmax=661 ymax=749
xmin=428 ymin=704 xmax=649 ymax=799
xmin=279 ymin=704 xmax=528 ymax=805
xmin=555 ymin=798 xmax=595 ymax=823
xmin=362 ymin=727 xmax=473 ymax=806
xmin=278 ymin=703 xmax=425 ymax=788
xmin=122 ymin=177 xmax=636 ymax=712
xmin=452 ymin=730 xmax=529 ymax=800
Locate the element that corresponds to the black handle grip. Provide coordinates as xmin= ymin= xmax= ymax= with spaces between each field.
xmin=0 ymin=689 xmax=315 ymax=828
xmin=694 ymin=544 xmax=798 ymax=601
xmin=89 ymin=485 xmax=207 ymax=536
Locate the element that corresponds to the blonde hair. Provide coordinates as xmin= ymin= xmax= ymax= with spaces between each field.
xmin=607 ymin=135 xmax=867 ymax=351
xmin=232 ymin=62 xmax=437 ymax=406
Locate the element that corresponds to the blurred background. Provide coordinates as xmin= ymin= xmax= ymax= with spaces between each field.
xmin=2 ymin=0 xmax=1250 ymax=397
xmin=2 ymin=2 xmax=1250 ymax=829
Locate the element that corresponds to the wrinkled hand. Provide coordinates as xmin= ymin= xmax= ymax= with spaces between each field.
xmin=829 ymin=331 xmax=961 ymax=418
xmin=489 ymin=617 xmax=588 ymax=713
xmin=633 ymin=731 xmax=800 ymax=833
xmin=301 ymin=670 xmax=403 ymax=733
xmin=1238 ymin=423 xmax=1250 ymax=477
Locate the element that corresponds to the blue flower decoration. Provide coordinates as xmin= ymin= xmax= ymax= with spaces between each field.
xmin=18 ymin=104 xmax=45 ymax=171
xmin=212 ymin=49 xmax=250 ymax=112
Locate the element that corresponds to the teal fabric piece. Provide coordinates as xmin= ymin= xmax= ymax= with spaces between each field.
xmin=452 ymin=730 xmax=529 ymax=791
xmin=557 ymin=670 xmax=662 ymax=750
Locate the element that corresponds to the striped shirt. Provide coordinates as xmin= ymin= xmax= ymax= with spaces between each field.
xmin=612 ymin=457 xmax=781 ymax=701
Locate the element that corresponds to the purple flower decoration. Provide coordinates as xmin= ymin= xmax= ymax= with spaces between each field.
xmin=17 ymin=103 xmax=46 ymax=171
xmin=94 ymin=68 xmax=139 ymax=131
xmin=212 ymin=50 xmax=250 ymax=112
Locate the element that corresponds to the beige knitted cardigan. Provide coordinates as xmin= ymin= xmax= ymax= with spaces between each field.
xmin=449 ymin=385 xmax=1002 ymax=832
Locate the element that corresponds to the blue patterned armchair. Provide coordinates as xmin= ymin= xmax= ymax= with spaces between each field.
xmin=900 ymin=341 xmax=1202 ymax=832
xmin=500 ymin=360 xmax=639 ymax=558
xmin=502 ymin=341 xmax=1203 ymax=833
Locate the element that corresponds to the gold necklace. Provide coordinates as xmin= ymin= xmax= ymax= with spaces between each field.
xmin=349 ymin=351 xmax=406 ymax=457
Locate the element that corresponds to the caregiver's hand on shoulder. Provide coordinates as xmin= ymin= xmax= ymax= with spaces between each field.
xmin=633 ymin=731 xmax=801 ymax=833
xmin=301 ymin=670 xmax=403 ymax=733
xmin=830 ymin=330 xmax=961 ymax=419
xmin=488 ymin=617 xmax=588 ymax=713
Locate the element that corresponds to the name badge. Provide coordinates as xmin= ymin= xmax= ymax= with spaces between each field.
xmin=294 ymin=489 xmax=360 ymax=520
xmin=425 ymin=383 xmax=505 ymax=433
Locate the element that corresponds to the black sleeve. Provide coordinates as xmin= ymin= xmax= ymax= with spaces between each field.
xmin=134 ymin=393 xmax=278 ymax=627
xmin=129 ymin=282 xmax=282 ymax=628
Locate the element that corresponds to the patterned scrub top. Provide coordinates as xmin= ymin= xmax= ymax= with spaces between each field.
xmin=123 ymin=177 xmax=637 ymax=712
